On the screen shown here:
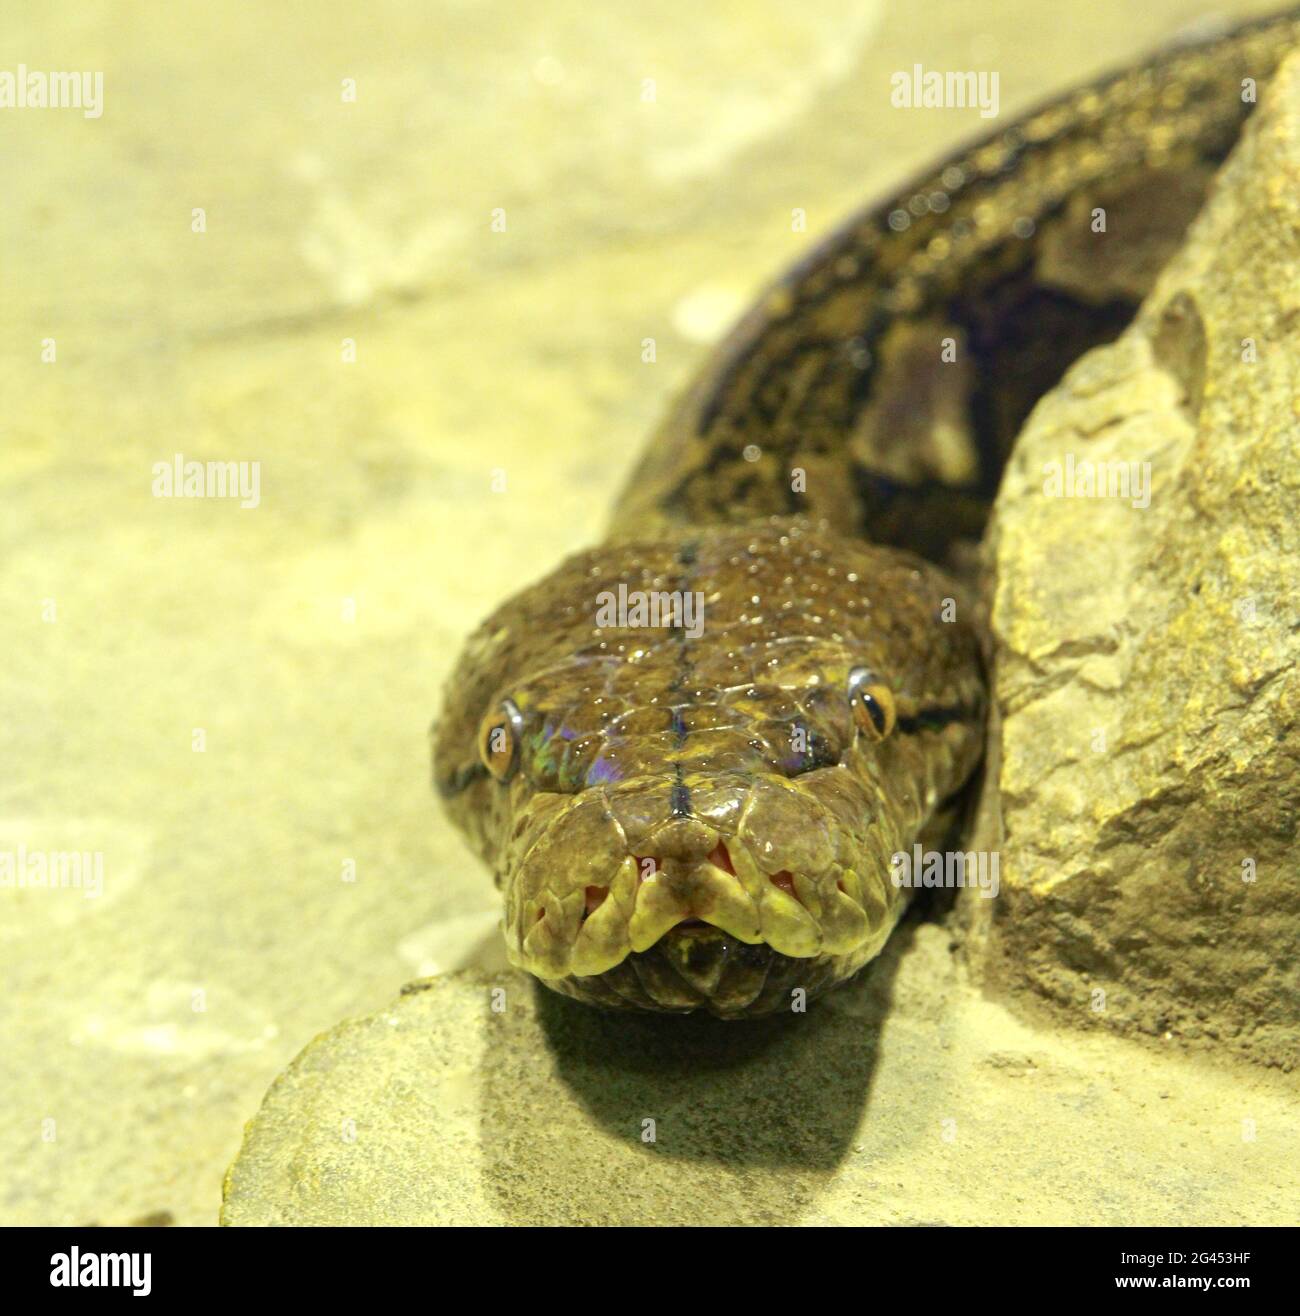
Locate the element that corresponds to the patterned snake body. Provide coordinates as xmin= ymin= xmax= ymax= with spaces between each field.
xmin=434 ymin=12 xmax=1298 ymax=1016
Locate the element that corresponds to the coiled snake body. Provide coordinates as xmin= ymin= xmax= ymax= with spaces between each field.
xmin=434 ymin=12 xmax=1297 ymax=1016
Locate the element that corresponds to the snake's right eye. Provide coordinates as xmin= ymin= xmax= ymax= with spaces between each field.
xmin=847 ymin=667 xmax=897 ymax=740
xmin=478 ymin=699 xmax=523 ymax=782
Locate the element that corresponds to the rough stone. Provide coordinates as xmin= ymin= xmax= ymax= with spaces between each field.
xmin=968 ymin=52 xmax=1300 ymax=1069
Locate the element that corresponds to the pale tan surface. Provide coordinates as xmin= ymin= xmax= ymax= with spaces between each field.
xmin=222 ymin=938 xmax=1300 ymax=1226
xmin=0 ymin=0 xmax=1288 ymax=1225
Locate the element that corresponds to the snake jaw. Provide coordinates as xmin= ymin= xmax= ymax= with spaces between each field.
xmin=569 ymin=849 xmax=770 ymax=975
xmin=507 ymin=818 xmax=894 ymax=980
xmin=500 ymin=753 xmax=921 ymax=981
xmin=567 ymin=856 xmax=637 ymax=976
xmin=718 ymin=832 xmax=817 ymax=958
xmin=625 ymin=852 xmax=768 ymax=952
xmin=688 ymin=857 xmax=766 ymax=944
xmin=494 ymin=746 xmax=935 ymax=1002
xmin=625 ymin=865 xmax=691 ymax=954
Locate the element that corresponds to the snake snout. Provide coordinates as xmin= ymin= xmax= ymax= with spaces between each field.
xmin=498 ymin=770 xmax=912 ymax=1014
xmin=616 ymin=840 xmax=793 ymax=917
xmin=506 ymin=776 xmax=899 ymax=989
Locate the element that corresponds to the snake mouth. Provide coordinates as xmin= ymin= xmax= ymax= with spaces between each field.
xmin=583 ymin=842 xmax=799 ymax=934
xmin=508 ymin=832 xmax=896 ymax=982
xmin=542 ymin=928 xmax=857 ymax=1017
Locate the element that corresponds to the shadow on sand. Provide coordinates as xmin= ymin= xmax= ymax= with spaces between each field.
xmin=477 ymin=914 xmax=922 ymax=1224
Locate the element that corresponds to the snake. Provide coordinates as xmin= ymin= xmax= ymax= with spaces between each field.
xmin=433 ymin=10 xmax=1298 ymax=1017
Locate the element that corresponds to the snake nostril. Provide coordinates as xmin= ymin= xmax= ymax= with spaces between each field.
xmin=706 ymin=841 xmax=736 ymax=875
xmin=583 ymin=885 xmax=608 ymax=917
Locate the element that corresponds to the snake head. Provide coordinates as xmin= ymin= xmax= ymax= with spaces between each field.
xmin=432 ymin=520 xmax=984 ymax=1016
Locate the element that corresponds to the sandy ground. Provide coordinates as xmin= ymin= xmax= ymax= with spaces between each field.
xmin=1 ymin=0 xmax=1291 ymax=1225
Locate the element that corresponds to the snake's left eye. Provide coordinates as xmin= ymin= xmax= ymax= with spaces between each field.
xmin=848 ymin=668 xmax=896 ymax=740
xmin=478 ymin=699 xmax=523 ymax=782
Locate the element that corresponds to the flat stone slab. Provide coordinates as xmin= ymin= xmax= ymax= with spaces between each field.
xmin=222 ymin=926 xmax=1299 ymax=1225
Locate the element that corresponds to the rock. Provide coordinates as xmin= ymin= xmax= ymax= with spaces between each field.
xmin=221 ymin=934 xmax=1299 ymax=1225
xmin=968 ymin=53 xmax=1300 ymax=1068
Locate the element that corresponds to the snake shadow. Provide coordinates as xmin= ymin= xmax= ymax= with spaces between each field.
xmin=477 ymin=908 xmax=925 ymax=1224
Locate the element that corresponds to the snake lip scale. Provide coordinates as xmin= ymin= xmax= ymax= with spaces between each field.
xmin=432 ymin=9 xmax=1299 ymax=1017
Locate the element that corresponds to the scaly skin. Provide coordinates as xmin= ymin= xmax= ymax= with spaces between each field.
xmin=433 ymin=10 xmax=1300 ymax=1016
xmin=435 ymin=521 xmax=984 ymax=1013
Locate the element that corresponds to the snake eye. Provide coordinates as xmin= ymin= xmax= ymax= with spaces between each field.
xmin=478 ymin=699 xmax=523 ymax=782
xmin=848 ymin=667 xmax=896 ymax=740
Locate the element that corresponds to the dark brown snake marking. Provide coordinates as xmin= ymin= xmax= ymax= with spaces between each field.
xmin=434 ymin=11 xmax=1299 ymax=1016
